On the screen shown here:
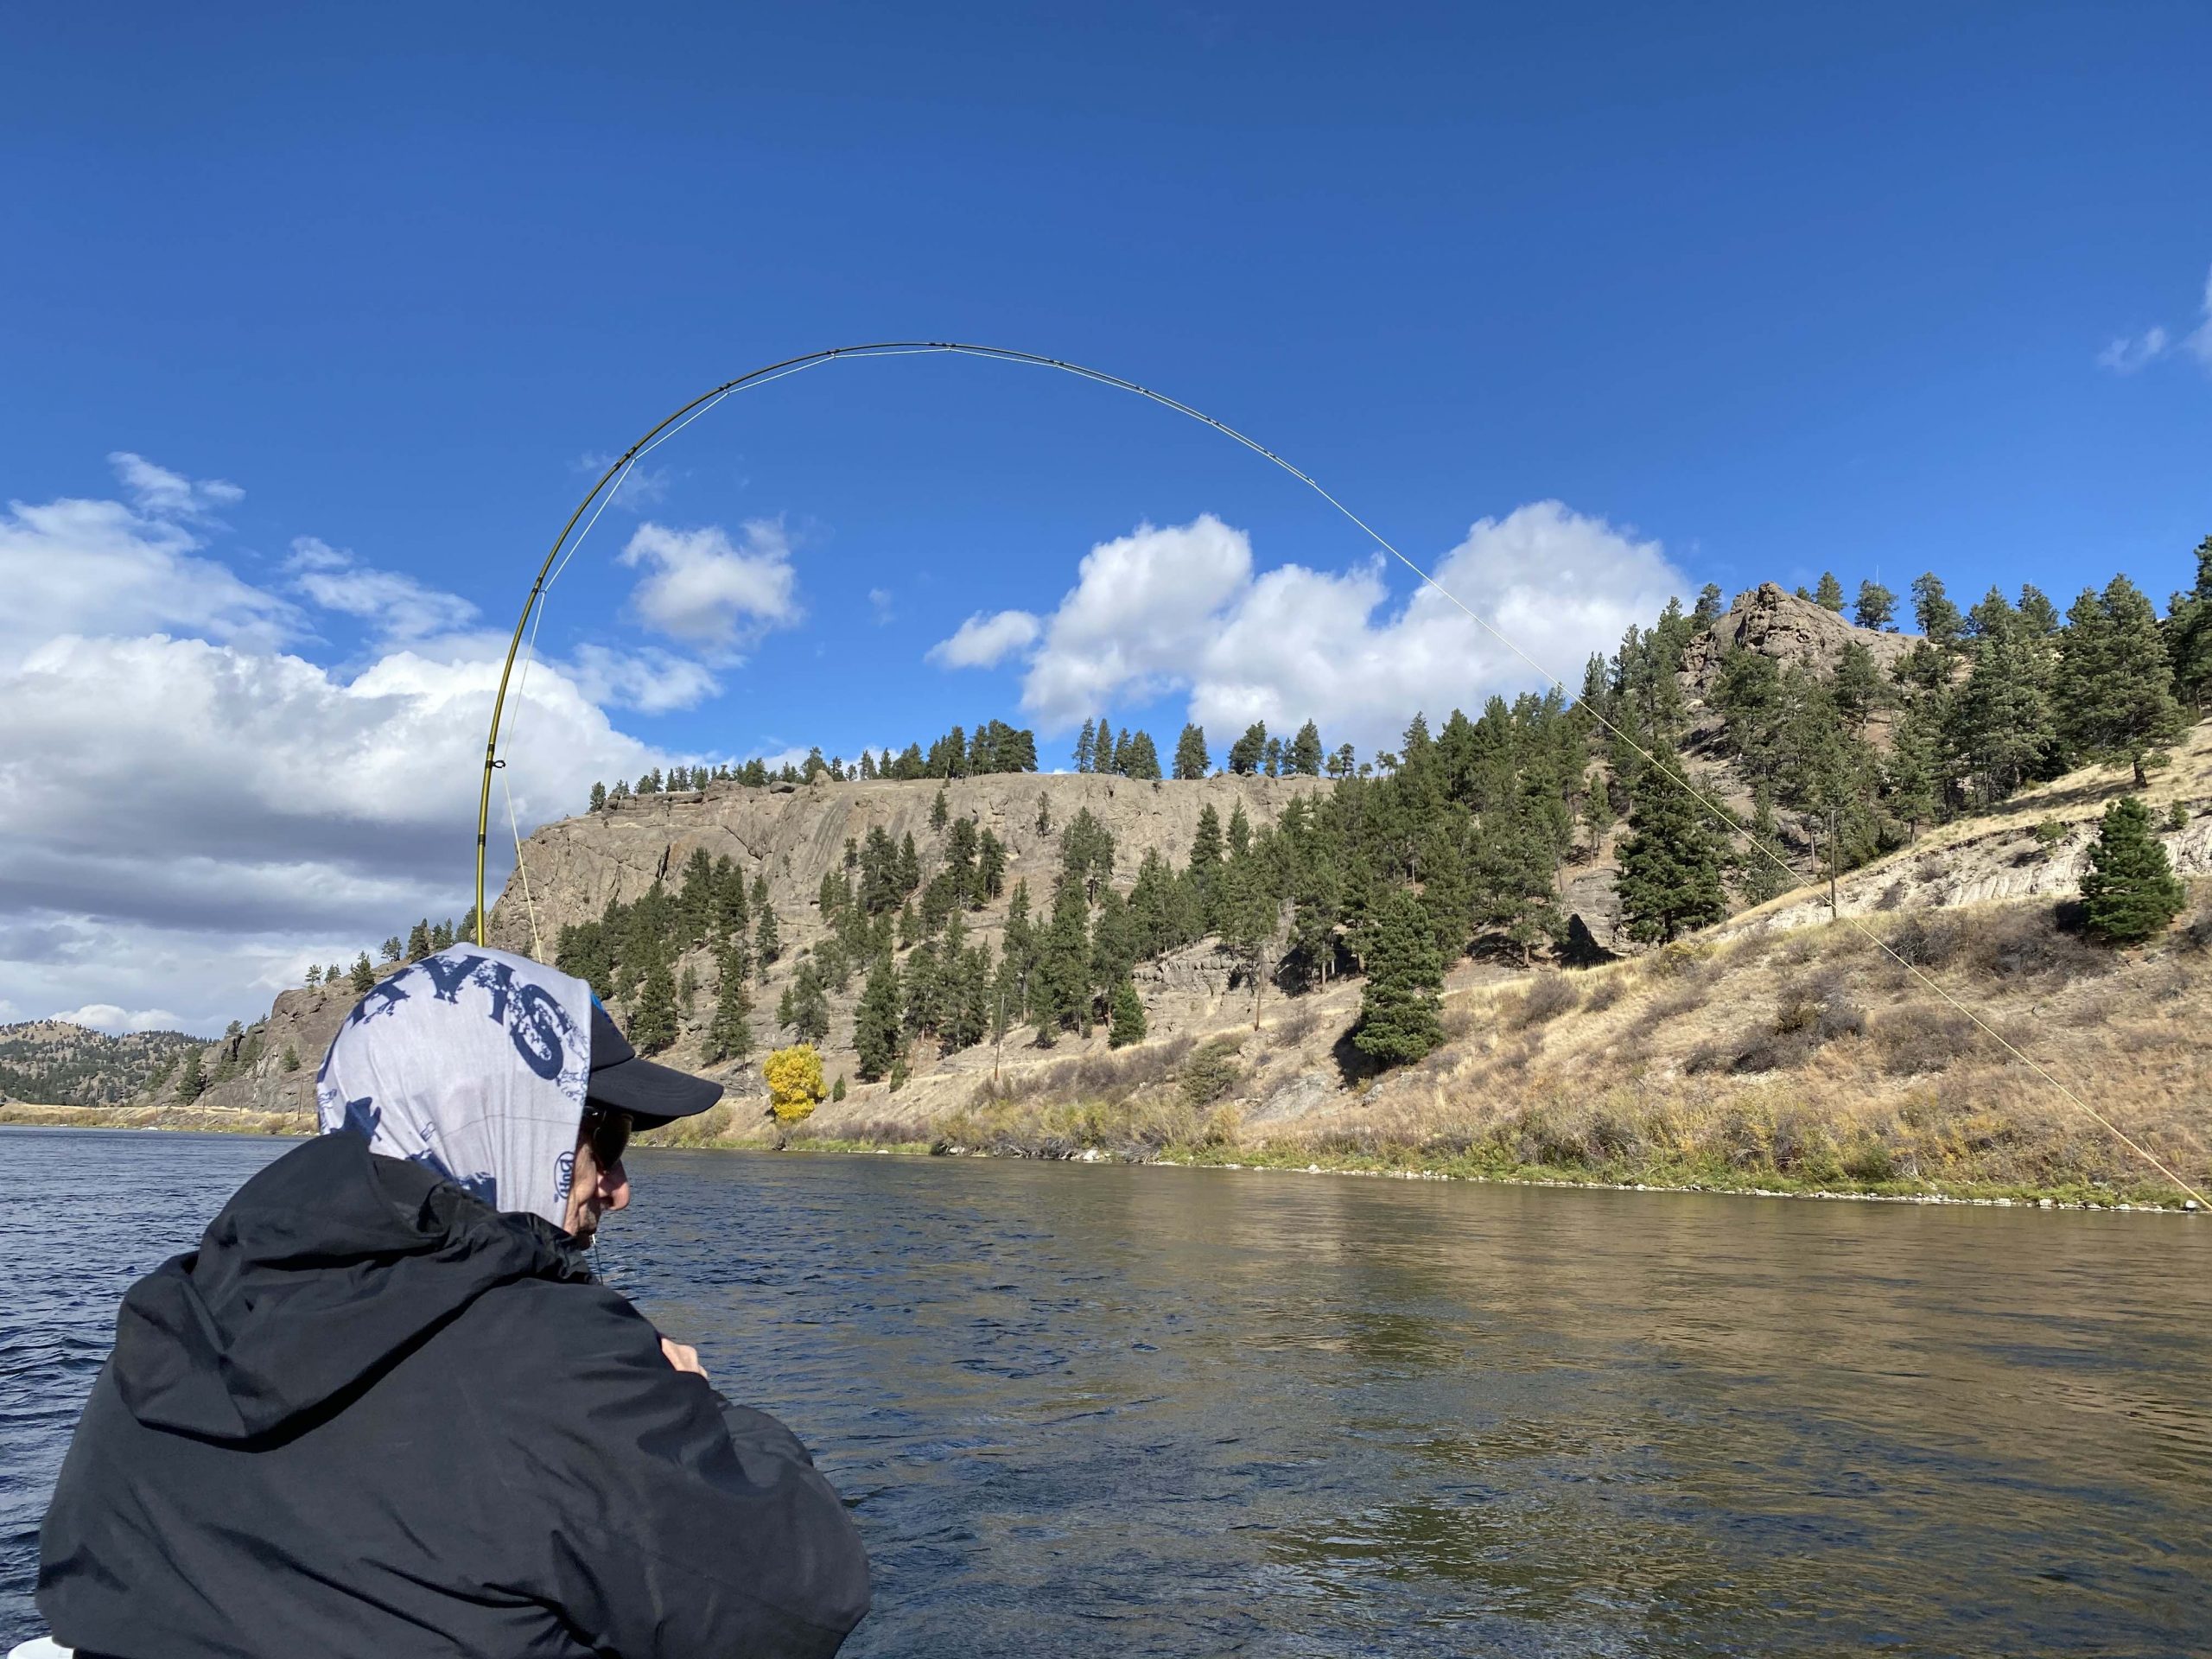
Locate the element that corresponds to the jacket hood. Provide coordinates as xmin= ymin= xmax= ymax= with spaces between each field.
xmin=111 ymin=1132 xmax=593 ymax=1441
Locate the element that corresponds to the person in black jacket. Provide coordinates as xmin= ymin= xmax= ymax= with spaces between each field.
xmin=37 ymin=944 xmax=870 ymax=1658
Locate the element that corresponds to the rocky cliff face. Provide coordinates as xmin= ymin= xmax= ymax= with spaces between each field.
xmin=474 ymin=770 xmax=1334 ymax=1104
xmin=132 ymin=980 xmax=371 ymax=1120
xmin=486 ymin=771 xmax=1327 ymax=957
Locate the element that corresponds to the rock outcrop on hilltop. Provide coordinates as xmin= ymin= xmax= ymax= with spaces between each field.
xmin=1679 ymin=582 xmax=1915 ymax=696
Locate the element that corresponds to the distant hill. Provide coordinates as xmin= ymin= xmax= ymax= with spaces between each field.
xmin=0 ymin=1020 xmax=200 ymax=1106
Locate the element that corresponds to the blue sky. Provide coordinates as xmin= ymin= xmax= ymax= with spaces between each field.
xmin=3 ymin=3 xmax=2209 ymax=1032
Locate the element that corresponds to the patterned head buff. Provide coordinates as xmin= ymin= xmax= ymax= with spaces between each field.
xmin=316 ymin=944 xmax=596 ymax=1229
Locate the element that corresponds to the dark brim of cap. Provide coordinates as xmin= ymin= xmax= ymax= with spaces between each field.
xmin=585 ymin=996 xmax=724 ymax=1128
xmin=586 ymin=1052 xmax=724 ymax=1129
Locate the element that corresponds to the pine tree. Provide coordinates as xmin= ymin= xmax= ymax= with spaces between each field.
xmin=1287 ymin=720 xmax=1324 ymax=776
xmin=1855 ymin=580 xmax=1897 ymax=631
xmin=380 ymin=936 xmax=403 ymax=963
xmin=754 ymin=907 xmax=780 ymax=977
xmin=632 ymin=950 xmax=678 ymax=1053
xmin=1123 ymin=729 xmax=1163 ymax=780
xmin=350 ymin=953 xmax=376 ymax=993
xmin=1059 ymin=808 xmax=1116 ymax=901
xmin=2081 ymin=796 xmax=2186 ymax=944
xmin=2059 ymin=575 xmax=2186 ymax=786
xmin=589 ymin=781 xmax=607 ymax=812
xmin=978 ymin=829 xmax=1007 ymax=899
xmin=678 ymin=961 xmax=700 ymax=1012
xmin=1108 ymin=976 xmax=1147 ymax=1048
xmin=430 ymin=918 xmax=454 ymax=950
xmin=1352 ymin=888 xmax=1445 ymax=1065
xmin=1173 ymin=723 xmax=1211 ymax=779
xmin=2169 ymin=534 xmax=2212 ymax=713
xmin=1215 ymin=858 xmax=1282 ymax=1024
xmin=1912 ymin=573 xmax=1963 ymax=649
xmin=790 ymin=963 xmax=831 ymax=1045
xmin=1227 ymin=721 xmax=1268 ymax=774
xmin=1615 ymin=748 xmax=1727 ymax=943
xmin=1734 ymin=789 xmax=1791 ymax=906
xmin=832 ymin=1074 xmax=847 ymax=1103
xmin=176 ymin=1046 xmax=206 ymax=1102
xmin=855 ymin=950 xmax=902 ymax=1081
xmin=1951 ymin=613 xmax=2056 ymax=804
xmin=1883 ymin=699 xmax=1946 ymax=838
xmin=404 ymin=919 xmax=431 ymax=963
xmin=1692 ymin=582 xmax=1726 ymax=624
xmin=1033 ymin=879 xmax=1093 ymax=1039
xmin=703 ymin=946 xmax=753 ymax=1065
xmin=304 ymin=963 xmax=322 ymax=988
xmin=1074 ymin=719 xmax=1096 ymax=772
xmin=930 ymin=786 xmax=950 ymax=830
xmin=1189 ymin=804 xmax=1224 ymax=872
xmin=1815 ymin=571 xmax=1846 ymax=613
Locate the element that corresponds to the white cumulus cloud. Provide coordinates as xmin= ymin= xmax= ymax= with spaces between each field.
xmin=563 ymin=642 xmax=721 ymax=714
xmin=49 ymin=1002 xmax=189 ymax=1036
xmin=287 ymin=536 xmax=481 ymax=644
xmin=108 ymin=450 xmax=245 ymax=518
xmin=2194 ymin=264 xmax=2212 ymax=368
xmin=957 ymin=504 xmax=1688 ymax=756
xmin=2099 ymin=262 xmax=2212 ymax=375
xmin=927 ymin=607 xmax=1041 ymax=669
xmin=2097 ymin=326 xmax=2170 ymax=374
xmin=0 ymin=460 xmax=730 ymax=1035
xmin=1 ymin=493 xmax=296 ymax=658
xmin=618 ymin=519 xmax=802 ymax=655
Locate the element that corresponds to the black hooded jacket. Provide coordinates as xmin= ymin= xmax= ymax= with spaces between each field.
xmin=37 ymin=1134 xmax=871 ymax=1658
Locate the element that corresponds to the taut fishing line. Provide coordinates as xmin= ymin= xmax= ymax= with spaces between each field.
xmin=475 ymin=341 xmax=2205 ymax=1206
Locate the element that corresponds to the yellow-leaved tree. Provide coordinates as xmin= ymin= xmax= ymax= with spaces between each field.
xmin=764 ymin=1044 xmax=825 ymax=1124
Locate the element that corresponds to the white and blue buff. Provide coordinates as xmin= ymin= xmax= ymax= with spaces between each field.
xmin=315 ymin=944 xmax=595 ymax=1228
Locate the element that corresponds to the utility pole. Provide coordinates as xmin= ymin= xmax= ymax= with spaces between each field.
xmin=1827 ymin=803 xmax=1840 ymax=922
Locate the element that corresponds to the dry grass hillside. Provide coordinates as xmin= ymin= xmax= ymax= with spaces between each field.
xmin=747 ymin=722 xmax=2212 ymax=1205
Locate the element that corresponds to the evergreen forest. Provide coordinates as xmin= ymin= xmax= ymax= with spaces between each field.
xmin=544 ymin=544 xmax=2212 ymax=1077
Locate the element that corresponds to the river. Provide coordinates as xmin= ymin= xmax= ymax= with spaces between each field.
xmin=3 ymin=1128 xmax=2209 ymax=1654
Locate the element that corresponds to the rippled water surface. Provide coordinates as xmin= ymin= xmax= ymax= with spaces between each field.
xmin=6 ymin=1128 xmax=2211 ymax=1654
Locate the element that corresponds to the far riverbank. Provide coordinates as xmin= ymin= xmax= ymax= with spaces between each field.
xmin=8 ymin=1102 xmax=2197 ymax=1212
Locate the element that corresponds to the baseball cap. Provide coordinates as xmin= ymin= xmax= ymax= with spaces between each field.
xmin=585 ymin=997 xmax=725 ymax=1128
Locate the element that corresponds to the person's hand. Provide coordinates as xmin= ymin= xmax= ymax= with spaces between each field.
xmin=660 ymin=1336 xmax=708 ymax=1379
